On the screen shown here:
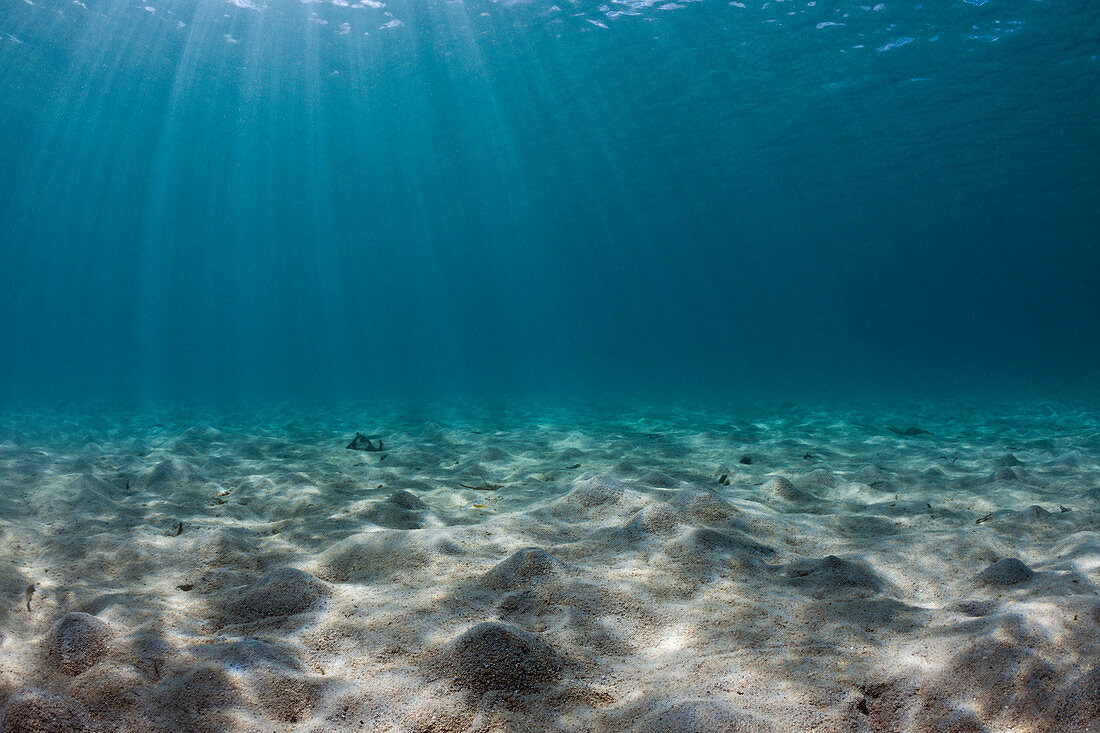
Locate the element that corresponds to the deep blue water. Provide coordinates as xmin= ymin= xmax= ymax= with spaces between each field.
xmin=0 ymin=0 xmax=1097 ymax=405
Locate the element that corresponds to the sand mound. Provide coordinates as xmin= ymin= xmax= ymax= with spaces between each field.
xmin=639 ymin=471 xmax=679 ymax=488
xmin=441 ymin=622 xmax=564 ymax=693
xmin=680 ymin=527 xmax=775 ymax=558
xmin=483 ymin=548 xmax=560 ymax=590
xmin=1048 ymin=664 xmax=1100 ymax=731
xmin=252 ymin=671 xmax=324 ymax=724
xmin=985 ymin=466 xmax=1028 ymax=483
xmin=2 ymin=402 xmax=1098 ymax=731
xmin=637 ymin=700 xmax=775 ymax=733
xmin=657 ymin=528 xmax=774 ymax=587
xmin=0 ymin=687 xmax=100 ymax=733
xmin=761 ymin=475 xmax=816 ymax=503
xmin=951 ymin=599 xmax=997 ymax=617
xmin=194 ymin=638 xmax=301 ymax=671
xmin=799 ymin=468 xmax=838 ymax=491
xmin=475 ymin=446 xmax=512 ymax=462
xmin=141 ymin=458 xmax=203 ymax=489
xmin=554 ymin=475 xmax=630 ymax=515
xmin=317 ymin=530 xmax=462 ymax=584
xmin=668 ymin=485 xmax=738 ymax=522
xmin=785 ymin=555 xmax=883 ymax=594
xmin=189 ymin=527 xmax=264 ymax=573
xmin=147 ymin=664 xmax=244 ymax=733
xmin=362 ymin=490 xmax=430 ymax=529
xmin=65 ymin=662 xmax=145 ymax=723
xmin=44 ymin=613 xmax=113 ymax=677
xmin=0 ymin=568 xmax=31 ymax=629
xmin=558 ymin=447 xmax=586 ymax=462
xmin=399 ymin=694 xmax=477 ymax=733
xmin=854 ymin=465 xmax=894 ymax=491
xmin=621 ymin=501 xmax=685 ymax=539
xmin=974 ymin=557 xmax=1034 ymax=586
xmin=221 ymin=567 xmax=327 ymax=624
xmin=942 ymin=638 xmax=1057 ymax=726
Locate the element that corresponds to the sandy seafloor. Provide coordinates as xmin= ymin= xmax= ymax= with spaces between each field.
xmin=1 ymin=399 xmax=1099 ymax=733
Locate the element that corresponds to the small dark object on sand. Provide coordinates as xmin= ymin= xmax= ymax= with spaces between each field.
xmin=717 ymin=474 xmax=730 ymax=486
xmin=803 ymin=452 xmax=815 ymax=460
xmin=975 ymin=512 xmax=994 ymax=524
xmin=25 ymin=584 xmax=35 ymax=612
xmin=347 ymin=432 xmax=384 ymax=452
xmin=739 ymin=456 xmax=753 ymax=465
xmin=175 ymin=521 xmax=184 ymax=536
xmin=889 ymin=426 xmax=931 ymax=436
xmin=1061 ymin=505 xmax=1072 ymax=513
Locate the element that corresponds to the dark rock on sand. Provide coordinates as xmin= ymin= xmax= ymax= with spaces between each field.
xmin=974 ymin=558 xmax=1033 ymax=586
xmin=44 ymin=612 xmax=113 ymax=676
xmin=443 ymin=622 xmax=564 ymax=693
xmin=346 ymin=433 xmax=383 ymax=451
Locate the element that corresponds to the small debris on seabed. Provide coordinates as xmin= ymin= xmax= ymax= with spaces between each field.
xmin=717 ymin=474 xmax=730 ymax=486
xmin=24 ymin=584 xmax=34 ymax=612
xmin=975 ymin=512 xmax=994 ymax=524
xmin=175 ymin=521 xmax=184 ymax=536
xmin=347 ymin=432 xmax=384 ymax=451
xmin=739 ymin=456 xmax=753 ymax=465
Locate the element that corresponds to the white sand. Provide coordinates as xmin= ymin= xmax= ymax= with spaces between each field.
xmin=0 ymin=399 xmax=1098 ymax=732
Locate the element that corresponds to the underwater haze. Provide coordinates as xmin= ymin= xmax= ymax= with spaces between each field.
xmin=5 ymin=3 xmax=1100 ymax=731
xmin=1 ymin=0 xmax=1097 ymax=404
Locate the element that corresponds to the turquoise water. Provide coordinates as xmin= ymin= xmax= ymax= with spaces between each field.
xmin=1 ymin=0 xmax=1097 ymax=404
